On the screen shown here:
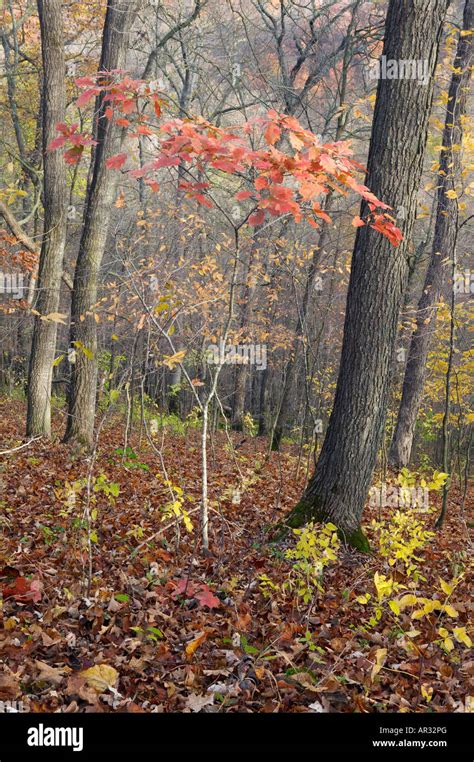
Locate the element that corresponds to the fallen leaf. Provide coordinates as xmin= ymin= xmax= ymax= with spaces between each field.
xmin=3 ymin=576 xmax=42 ymax=603
xmin=35 ymin=661 xmax=70 ymax=686
xmin=79 ymin=664 xmax=119 ymax=693
xmin=195 ymin=585 xmax=221 ymax=610
xmin=184 ymin=692 xmax=215 ymax=712
xmin=0 ymin=670 xmax=21 ymax=700
xmin=371 ymin=648 xmax=387 ymax=682
xmin=185 ymin=631 xmax=208 ymax=658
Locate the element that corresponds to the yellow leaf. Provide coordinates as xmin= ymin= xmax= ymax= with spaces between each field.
xmin=421 ymin=684 xmax=433 ymax=702
xmin=423 ymin=599 xmax=442 ymax=614
xmin=444 ymin=637 xmax=454 ymax=652
xmin=370 ymin=648 xmax=387 ymax=682
xmin=439 ymin=578 xmax=453 ymax=596
xmin=80 ymin=664 xmax=118 ymax=693
xmin=389 ymin=600 xmax=400 ymax=616
xmin=442 ymin=604 xmax=459 ymax=618
xmin=162 ymin=349 xmax=186 ymax=370
xmin=399 ymin=594 xmax=418 ymax=610
xmin=453 ymin=627 xmax=472 ymax=647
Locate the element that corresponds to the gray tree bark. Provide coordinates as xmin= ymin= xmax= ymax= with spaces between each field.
xmin=64 ymin=0 xmax=137 ymax=449
xmin=26 ymin=0 xmax=67 ymax=437
xmin=285 ymin=0 xmax=449 ymax=548
xmin=389 ymin=0 xmax=473 ymax=469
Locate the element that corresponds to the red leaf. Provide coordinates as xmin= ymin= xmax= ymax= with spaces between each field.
xmin=248 ymin=209 xmax=265 ymax=226
xmin=312 ymin=202 xmax=332 ymax=224
xmin=255 ymin=177 xmax=269 ymax=191
xmin=145 ymin=179 xmax=159 ymax=192
xmin=76 ymin=88 xmax=100 ymax=107
xmin=153 ymin=97 xmax=162 ymax=118
xmin=211 ymin=159 xmax=239 ymax=172
xmin=319 ymin=153 xmax=337 ymax=174
xmin=47 ymin=136 xmax=67 ymax=151
xmin=106 ymin=152 xmax=127 ymax=170
xmin=121 ymin=99 xmax=136 ymax=115
xmin=64 ymin=145 xmax=84 ymax=165
xmin=3 ymin=576 xmax=42 ymax=603
xmin=172 ymin=578 xmax=197 ymax=599
xmin=153 ymin=156 xmax=180 ymax=168
xmin=74 ymin=76 xmax=96 ymax=87
xmin=194 ymin=193 xmax=213 ymax=208
xmin=370 ymin=214 xmax=403 ymax=246
xmin=195 ymin=585 xmax=221 ymax=610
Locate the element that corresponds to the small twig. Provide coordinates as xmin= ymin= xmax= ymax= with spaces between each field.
xmin=0 ymin=436 xmax=42 ymax=455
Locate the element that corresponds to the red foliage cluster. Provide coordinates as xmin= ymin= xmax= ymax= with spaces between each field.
xmin=49 ymin=73 xmax=402 ymax=246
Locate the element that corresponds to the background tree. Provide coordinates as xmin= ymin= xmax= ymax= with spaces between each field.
xmin=389 ymin=0 xmax=473 ymax=469
xmin=64 ymin=0 xmax=138 ymax=448
xmin=26 ymin=0 xmax=67 ymax=437
xmin=285 ymin=0 xmax=450 ymax=547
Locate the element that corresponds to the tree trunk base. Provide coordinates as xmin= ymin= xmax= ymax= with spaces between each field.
xmin=271 ymin=496 xmax=371 ymax=552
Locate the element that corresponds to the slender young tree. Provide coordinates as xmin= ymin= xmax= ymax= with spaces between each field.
xmin=389 ymin=0 xmax=473 ymax=468
xmin=64 ymin=0 xmax=137 ymax=448
xmin=284 ymin=0 xmax=450 ymax=548
xmin=26 ymin=0 xmax=67 ymax=437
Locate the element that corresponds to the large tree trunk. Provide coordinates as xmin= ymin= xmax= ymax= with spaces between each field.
xmin=64 ymin=0 xmax=137 ymax=449
xmin=26 ymin=0 xmax=67 ymax=437
xmin=284 ymin=0 xmax=449 ymax=548
xmin=389 ymin=0 xmax=473 ymax=469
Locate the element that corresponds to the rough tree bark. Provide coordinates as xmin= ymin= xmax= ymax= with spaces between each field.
xmin=284 ymin=0 xmax=449 ymax=548
xmin=64 ymin=0 xmax=137 ymax=449
xmin=26 ymin=0 xmax=67 ymax=437
xmin=389 ymin=0 xmax=473 ymax=469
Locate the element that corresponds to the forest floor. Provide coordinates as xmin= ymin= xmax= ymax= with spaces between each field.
xmin=0 ymin=397 xmax=472 ymax=714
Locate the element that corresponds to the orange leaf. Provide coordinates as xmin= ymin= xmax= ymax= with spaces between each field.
xmin=185 ymin=631 xmax=208 ymax=658
xmin=265 ymin=122 xmax=281 ymax=146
